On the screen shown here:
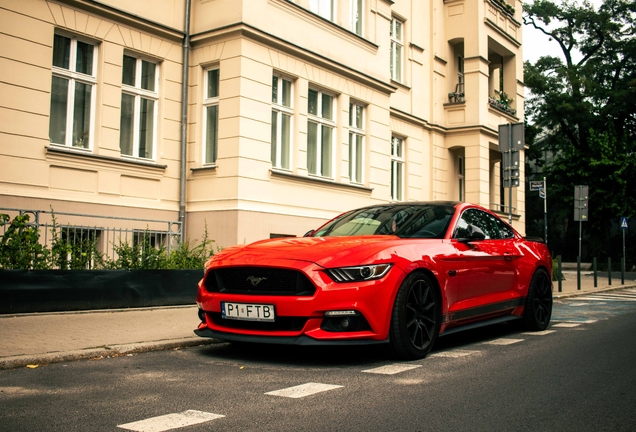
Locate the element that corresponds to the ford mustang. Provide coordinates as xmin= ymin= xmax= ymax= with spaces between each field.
xmin=195 ymin=202 xmax=553 ymax=359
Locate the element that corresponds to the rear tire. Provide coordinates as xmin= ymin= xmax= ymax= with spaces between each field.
xmin=387 ymin=272 xmax=441 ymax=360
xmin=522 ymin=268 xmax=553 ymax=331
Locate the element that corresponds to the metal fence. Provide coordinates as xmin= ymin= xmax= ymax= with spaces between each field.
xmin=0 ymin=207 xmax=182 ymax=269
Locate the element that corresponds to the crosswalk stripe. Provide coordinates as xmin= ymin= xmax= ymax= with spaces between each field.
xmin=362 ymin=364 xmax=421 ymax=375
xmin=552 ymin=323 xmax=581 ymax=328
xmin=265 ymin=383 xmax=343 ymax=398
xmin=430 ymin=350 xmax=479 ymax=358
xmin=483 ymin=338 xmax=524 ymax=346
xmin=523 ymin=330 xmax=556 ymax=336
xmin=117 ymin=410 xmax=224 ymax=432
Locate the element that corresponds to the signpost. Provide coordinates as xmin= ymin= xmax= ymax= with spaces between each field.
xmin=620 ymin=217 xmax=628 ymax=284
xmin=498 ymin=123 xmax=524 ymax=224
xmin=574 ymin=185 xmax=589 ymax=290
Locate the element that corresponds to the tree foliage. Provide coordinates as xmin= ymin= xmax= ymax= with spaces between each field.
xmin=523 ymin=0 xmax=636 ymax=265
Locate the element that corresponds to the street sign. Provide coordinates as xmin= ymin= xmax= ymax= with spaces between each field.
xmin=529 ymin=181 xmax=543 ymax=191
xmin=574 ymin=185 xmax=589 ymax=222
xmin=498 ymin=123 xmax=525 ymax=152
xmin=620 ymin=217 xmax=629 ymax=229
xmin=539 ymin=188 xmax=546 ymax=199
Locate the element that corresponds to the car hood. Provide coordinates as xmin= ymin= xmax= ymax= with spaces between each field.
xmin=210 ymin=236 xmax=402 ymax=268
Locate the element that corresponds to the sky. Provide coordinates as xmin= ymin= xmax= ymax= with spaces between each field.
xmin=522 ymin=0 xmax=604 ymax=63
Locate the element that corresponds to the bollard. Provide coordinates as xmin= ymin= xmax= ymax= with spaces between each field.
xmin=608 ymin=257 xmax=612 ymax=286
xmin=593 ymin=257 xmax=597 ymax=288
xmin=557 ymin=255 xmax=562 ymax=293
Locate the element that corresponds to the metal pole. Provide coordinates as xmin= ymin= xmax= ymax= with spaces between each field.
xmin=557 ymin=255 xmax=562 ymax=292
xmin=178 ymin=0 xmax=192 ymax=243
xmin=608 ymin=257 xmax=612 ymax=286
xmin=543 ymin=176 xmax=547 ymax=246
xmin=622 ymin=229 xmax=626 ymax=285
xmin=508 ymin=124 xmax=513 ymax=225
xmin=577 ymin=255 xmax=581 ymax=291
xmin=593 ymin=257 xmax=597 ymax=288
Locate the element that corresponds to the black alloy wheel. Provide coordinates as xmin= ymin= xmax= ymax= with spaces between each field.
xmin=522 ymin=268 xmax=553 ymax=331
xmin=388 ymin=272 xmax=441 ymax=360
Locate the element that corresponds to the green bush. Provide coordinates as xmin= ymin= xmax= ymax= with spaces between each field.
xmin=0 ymin=213 xmax=216 ymax=270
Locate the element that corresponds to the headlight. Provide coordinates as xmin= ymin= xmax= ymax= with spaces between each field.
xmin=325 ymin=264 xmax=392 ymax=283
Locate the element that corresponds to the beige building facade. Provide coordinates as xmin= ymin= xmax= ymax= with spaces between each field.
xmin=0 ymin=0 xmax=525 ymax=250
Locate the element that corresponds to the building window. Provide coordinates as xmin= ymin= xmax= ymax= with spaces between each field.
xmin=349 ymin=102 xmax=364 ymax=184
xmin=458 ymin=156 xmax=465 ymax=201
xmin=203 ymin=68 xmax=219 ymax=165
xmin=350 ymin=0 xmax=363 ymax=35
xmin=271 ymin=75 xmax=293 ymax=170
xmin=310 ymin=0 xmax=334 ymax=20
xmin=391 ymin=136 xmax=404 ymax=201
xmin=390 ymin=17 xmax=404 ymax=82
xmin=307 ymin=88 xmax=335 ymax=178
xmin=120 ymin=54 xmax=158 ymax=160
xmin=49 ymin=33 xmax=97 ymax=149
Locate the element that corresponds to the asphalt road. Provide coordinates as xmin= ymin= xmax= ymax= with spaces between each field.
xmin=1 ymin=289 xmax=636 ymax=432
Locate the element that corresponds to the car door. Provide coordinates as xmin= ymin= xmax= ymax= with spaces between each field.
xmin=444 ymin=208 xmax=518 ymax=315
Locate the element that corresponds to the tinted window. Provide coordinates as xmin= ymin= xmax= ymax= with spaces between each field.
xmin=454 ymin=209 xmax=500 ymax=239
xmin=313 ymin=204 xmax=455 ymax=238
xmin=494 ymin=217 xmax=514 ymax=239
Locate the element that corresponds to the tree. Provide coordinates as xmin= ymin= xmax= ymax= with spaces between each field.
xmin=523 ymin=0 xmax=636 ymax=267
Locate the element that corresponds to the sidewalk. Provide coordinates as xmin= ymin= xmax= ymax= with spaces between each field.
xmin=1 ymin=273 xmax=635 ymax=370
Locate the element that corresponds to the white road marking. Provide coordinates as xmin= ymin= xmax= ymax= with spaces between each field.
xmin=523 ymin=330 xmax=556 ymax=336
xmin=483 ymin=338 xmax=524 ymax=346
xmin=430 ymin=350 xmax=480 ymax=358
xmin=552 ymin=323 xmax=581 ymax=328
xmin=265 ymin=383 xmax=343 ymax=398
xmin=117 ymin=410 xmax=224 ymax=432
xmin=575 ymin=296 xmax=636 ymax=302
xmin=567 ymin=302 xmax=591 ymax=307
xmin=362 ymin=364 xmax=422 ymax=375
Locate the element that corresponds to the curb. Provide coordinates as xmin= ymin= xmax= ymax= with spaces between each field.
xmin=552 ymin=284 xmax=636 ymax=299
xmin=0 ymin=337 xmax=222 ymax=370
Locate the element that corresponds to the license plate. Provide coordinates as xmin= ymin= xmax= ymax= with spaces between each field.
xmin=221 ymin=302 xmax=275 ymax=322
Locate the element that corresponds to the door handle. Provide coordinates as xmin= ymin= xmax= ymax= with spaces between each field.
xmin=504 ymin=252 xmax=513 ymax=261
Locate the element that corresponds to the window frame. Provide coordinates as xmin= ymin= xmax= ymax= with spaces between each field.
xmin=350 ymin=0 xmax=363 ymax=35
xmin=119 ymin=53 xmax=159 ymax=161
xmin=307 ymin=87 xmax=336 ymax=178
xmin=310 ymin=0 xmax=334 ymax=21
xmin=458 ymin=155 xmax=465 ymax=201
xmin=49 ymin=32 xmax=98 ymax=150
xmin=390 ymin=17 xmax=404 ymax=83
xmin=271 ymin=74 xmax=294 ymax=170
xmin=203 ymin=67 xmax=220 ymax=166
xmin=348 ymin=101 xmax=365 ymax=184
xmin=391 ymin=135 xmax=405 ymax=201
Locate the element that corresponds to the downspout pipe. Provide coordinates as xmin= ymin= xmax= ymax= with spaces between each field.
xmin=179 ymin=0 xmax=192 ymax=242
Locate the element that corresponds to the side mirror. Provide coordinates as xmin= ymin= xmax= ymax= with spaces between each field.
xmin=303 ymin=230 xmax=315 ymax=237
xmin=457 ymin=224 xmax=486 ymax=242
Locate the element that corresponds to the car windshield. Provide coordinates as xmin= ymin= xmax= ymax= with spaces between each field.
xmin=313 ymin=204 xmax=456 ymax=238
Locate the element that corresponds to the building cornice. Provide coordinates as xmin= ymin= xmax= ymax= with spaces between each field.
xmin=50 ymin=0 xmax=184 ymax=42
xmin=191 ymin=22 xmax=398 ymax=95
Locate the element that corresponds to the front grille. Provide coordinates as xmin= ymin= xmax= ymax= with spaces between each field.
xmin=204 ymin=266 xmax=316 ymax=296
xmin=208 ymin=313 xmax=308 ymax=331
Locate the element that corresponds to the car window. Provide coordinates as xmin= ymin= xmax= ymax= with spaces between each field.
xmin=313 ymin=204 xmax=456 ymax=238
xmin=453 ymin=209 xmax=500 ymax=239
xmin=493 ymin=217 xmax=514 ymax=239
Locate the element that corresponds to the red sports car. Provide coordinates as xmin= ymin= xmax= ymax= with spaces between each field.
xmin=195 ymin=202 xmax=553 ymax=359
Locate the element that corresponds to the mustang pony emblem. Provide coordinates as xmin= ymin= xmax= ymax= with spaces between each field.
xmin=246 ymin=276 xmax=267 ymax=287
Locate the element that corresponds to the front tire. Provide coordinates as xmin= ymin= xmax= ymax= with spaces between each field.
xmin=522 ymin=268 xmax=553 ymax=331
xmin=388 ymin=272 xmax=441 ymax=360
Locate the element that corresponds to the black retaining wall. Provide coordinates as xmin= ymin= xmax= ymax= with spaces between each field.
xmin=0 ymin=270 xmax=202 ymax=314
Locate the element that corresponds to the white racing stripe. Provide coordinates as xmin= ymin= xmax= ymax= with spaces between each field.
xmin=483 ymin=338 xmax=524 ymax=346
xmin=265 ymin=383 xmax=343 ymax=398
xmin=362 ymin=364 xmax=422 ymax=375
xmin=430 ymin=350 xmax=480 ymax=358
xmin=117 ymin=410 xmax=224 ymax=432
